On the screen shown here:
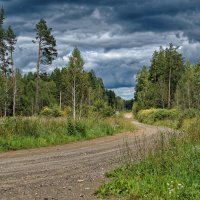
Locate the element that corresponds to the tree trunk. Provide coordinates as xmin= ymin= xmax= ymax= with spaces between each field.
xmin=198 ymin=95 xmax=200 ymax=109
xmin=13 ymin=78 xmax=16 ymax=116
xmin=187 ymin=84 xmax=191 ymax=109
xmin=88 ymin=88 xmax=91 ymax=106
xmin=35 ymin=40 xmax=41 ymax=113
xmin=183 ymin=94 xmax=186 ymax=109
xmin=59 ymin=91 xmax=62 ymax=110
xmin=168 ymin=66 xmax=172 ymax=108
xmin=3 ymin=58 xmax=7 ymax=117
xmin=176 ymin=88 xmax=179 ymax=108
xmin=11 ymin=51 xmax=16 ymax=116
xmin=79 ymin=97 xmax=83 ymax=120
xmin=31 ymin=99 xmax=34 ymax=115
xmin=4 ymin=84 xmax=7 ymax=117
xmin=161 ymin=78 xmax=165 ymax=108
xmin=72 ymin=78 xmax=76 ymax=121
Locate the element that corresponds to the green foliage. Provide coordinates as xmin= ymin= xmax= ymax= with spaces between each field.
xmin=33 ymin=18 xmax=58 ymax=113
xmin=34 ymin=18 xmax=57 ymax=65
xmin=134 ymin=44 xmax=185 ymax=111
xmin=134 ymin=45 xmax=200 ymax=112
xmin=134 ymin=66 xmax=154 ymax=110
xmin=0 ymin=56 xmax=124 ymax=117
xmin=97 ymin=118 xmax=200 ymax=200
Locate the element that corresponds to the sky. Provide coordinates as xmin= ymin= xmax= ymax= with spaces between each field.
xmin=2 ymin=0 xmax=200 ymax=99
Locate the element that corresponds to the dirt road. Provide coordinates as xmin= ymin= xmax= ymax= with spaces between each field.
xmin=0 ymin=114 xmax=168 ymax=200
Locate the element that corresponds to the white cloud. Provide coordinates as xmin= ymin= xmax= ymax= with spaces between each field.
xmin=111 ymin=87 xmax=135 ymax=100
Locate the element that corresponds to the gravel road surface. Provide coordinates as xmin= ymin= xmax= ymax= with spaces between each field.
xmin=0 ymin=114 xmax=169 ymax=200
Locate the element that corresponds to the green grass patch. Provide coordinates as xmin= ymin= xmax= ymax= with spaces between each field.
xmin=96 ymin=118 xmax=200 ymax=200
xmin=0 ymin=115 xmax=136 ymax=151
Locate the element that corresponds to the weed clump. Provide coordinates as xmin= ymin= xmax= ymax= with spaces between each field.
xmin=67 ymin=119 xmax=86 ymax=137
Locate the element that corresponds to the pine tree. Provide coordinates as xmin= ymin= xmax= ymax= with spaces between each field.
xmin=6 ymin=25 xmax=17 ymax=116
xmin=33 ymin=18 xmax=57 ymax=113
xmin=165 ymin=44 xmax=184 ymax=108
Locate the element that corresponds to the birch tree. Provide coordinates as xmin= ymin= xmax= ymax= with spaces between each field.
xmin=0 ymin=7 xmax=10 ymax=116
xmin=67 ymin=47 xmax=84 ymax=121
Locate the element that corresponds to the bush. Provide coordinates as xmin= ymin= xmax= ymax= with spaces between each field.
xmin=137 ymin=108 xmax=178 ymax=124
xmin=67 ymin=120 xmax=86 ymax=137
xmin=100 ymin=106 xmax=115 ymax=117
xmin=92 ymin=100 xmax=115 ymax=118
xmin=40 ymin=106 xmax=63 ymax=117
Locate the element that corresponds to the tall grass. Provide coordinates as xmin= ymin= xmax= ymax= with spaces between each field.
xmin=96 ymin=118 xmax=200 ymax=199
xmin=0 ymin=116 xmax=136 ymax=151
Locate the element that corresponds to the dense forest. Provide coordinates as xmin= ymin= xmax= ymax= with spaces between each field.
xmin=133 ymin=43 xmax=200 ymax=112
xmin=0 ymin=8 xmax=126 ymax=118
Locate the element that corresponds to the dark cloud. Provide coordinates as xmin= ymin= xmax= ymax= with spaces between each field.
xmin=1 ymin=0 xmax=200 ymax=99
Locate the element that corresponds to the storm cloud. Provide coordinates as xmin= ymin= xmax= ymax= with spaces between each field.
xmin=2 ymin=0 xmax=200 ymax=99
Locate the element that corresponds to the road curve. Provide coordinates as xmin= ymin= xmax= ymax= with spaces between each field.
xmin=0 ymin=115 xmax=169 ymax=200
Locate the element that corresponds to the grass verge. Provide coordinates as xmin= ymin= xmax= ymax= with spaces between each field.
xmin=0 ymin=115 xmax=136 ymax=152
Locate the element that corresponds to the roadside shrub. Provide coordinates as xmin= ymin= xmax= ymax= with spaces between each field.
xmin=40 ymin=106 xmax=63 ymax=117
xmin=67 ymin=120 xmax=86 ymax=137
xmin=137 ymin=108 xmax=178 ymax=123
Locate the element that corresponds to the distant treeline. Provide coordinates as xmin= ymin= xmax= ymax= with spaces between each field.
xmin=0 ymin=8 xmax=130 ymax=118
xmin=134 ymin=43 xmax=200 ymax=112
xmin=0 ymin=48 xmax=126 ymax=117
